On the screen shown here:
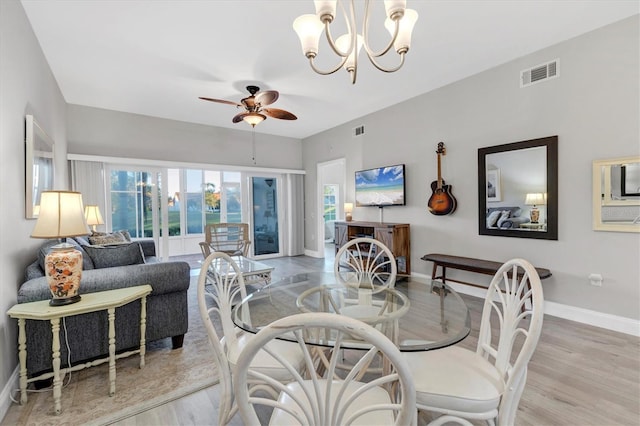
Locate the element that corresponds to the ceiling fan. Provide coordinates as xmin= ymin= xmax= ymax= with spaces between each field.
xmin=199 ymin=85 xmax=297 ymax=127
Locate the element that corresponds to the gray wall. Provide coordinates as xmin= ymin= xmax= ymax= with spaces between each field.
xmin=303 ymin=16 xmax=640 ymax=320
xmin=67 ymin=105 xmax=302 ymax=169
xmin=0 ymin=0 xmax=68 ymax=405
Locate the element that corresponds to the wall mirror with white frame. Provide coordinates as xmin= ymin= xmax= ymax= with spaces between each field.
xmin=592 ymin=156 xmax=640 ymax=233
xmin=478 ymin=136 xmax=558 ymax=240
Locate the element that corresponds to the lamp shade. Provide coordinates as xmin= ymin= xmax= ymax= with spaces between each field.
xmin=31 ymin=191 xmax=88 ymax=238
xmin=525 ymin=193 xmax=546 ymax=206
xmin=84 ymin=205 xmax=104 ymax=227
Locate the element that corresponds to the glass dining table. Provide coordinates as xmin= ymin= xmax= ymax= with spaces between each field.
xmin=232 ymin=271 xmax=471 ymax=351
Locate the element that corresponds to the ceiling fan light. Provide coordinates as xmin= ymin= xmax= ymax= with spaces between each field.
xmin=243 ymin=113 xmax=266 ymax=127
xmin=385 ymin=8 xmax=418 ymax=53
xmin=293 ymin=14 xmax=324 ymax=56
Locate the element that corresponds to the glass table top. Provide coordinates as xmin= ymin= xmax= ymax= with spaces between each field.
xmin=233 ymin=272 xmax=471 ymax=351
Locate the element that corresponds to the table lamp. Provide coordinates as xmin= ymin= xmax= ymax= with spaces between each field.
xmin=84 ymin=205 xmax=104 ymax=233
xmin=525 ymin=193 xmax=546 ymax=224
xmin=31 ymin=191 xmax=89 ymax=306
xmin=344 ymin=203 xmax=353 ymax=222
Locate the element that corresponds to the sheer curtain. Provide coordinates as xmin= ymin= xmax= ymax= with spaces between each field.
xmin=70 ymin=160 xmax=106 ymax=231
xmin=284 ymin=173 xmax=305 ymax=256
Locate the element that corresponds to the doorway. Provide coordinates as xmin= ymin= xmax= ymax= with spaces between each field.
xmin=316 ymin=158 xmax=346 ymax=258
xmin=250 ymin=176 xmax=281 ymax=257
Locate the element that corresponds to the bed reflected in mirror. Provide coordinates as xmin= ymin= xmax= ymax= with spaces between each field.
xmin=478 ymin=136 xmax=558 ymax=240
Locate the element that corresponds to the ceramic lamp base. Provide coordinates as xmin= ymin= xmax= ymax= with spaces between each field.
xmin=530 ymin=207 xmax=540 ymax=224
xmin=346 ymin=213 xmax=353 ymax=222
xmin=45 ymin=244 xmax=83 ymax=306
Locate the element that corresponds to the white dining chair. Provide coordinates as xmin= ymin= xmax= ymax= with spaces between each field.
xmin=402 ymin=258 xmax=544 ymax=426
xmin=197 ymin=252 xmax=305 ymax=425
xmin=233 ymin=312 xmax=417 ymax=426
xmin=334 ymin=237 xmax=398 ymax=291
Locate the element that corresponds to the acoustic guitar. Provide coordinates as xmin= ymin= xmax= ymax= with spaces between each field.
xmin=428 ymin=142 xmax=457 ymax=215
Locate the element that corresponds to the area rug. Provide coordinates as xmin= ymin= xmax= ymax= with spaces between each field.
xmin=2 ymin=274 xmax=219 ymax=426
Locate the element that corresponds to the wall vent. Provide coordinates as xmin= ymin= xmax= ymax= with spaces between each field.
xmin=520 ymin=59 xmax=559 ymax=88
xmin=353 ymin=125 xmax=365 ymax=137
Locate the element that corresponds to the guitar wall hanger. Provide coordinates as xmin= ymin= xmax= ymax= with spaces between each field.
xmin=428 ymin=142 xmax=457 ymax=216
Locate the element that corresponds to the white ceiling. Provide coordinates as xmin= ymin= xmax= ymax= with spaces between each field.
xmin=21 ymin=0 xmax=639 ymax=140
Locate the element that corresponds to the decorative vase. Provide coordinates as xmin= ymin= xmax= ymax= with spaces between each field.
xmin=45 ymin=245 xmax=83 ymax=306
xmin=530 ymin=207 xmax=540 ymax=224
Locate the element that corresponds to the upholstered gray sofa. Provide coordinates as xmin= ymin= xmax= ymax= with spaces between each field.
xmin=19 ymin=236 xmax=190 ymax=378
xmin=486 ymin=206 xmax=530 ymax=229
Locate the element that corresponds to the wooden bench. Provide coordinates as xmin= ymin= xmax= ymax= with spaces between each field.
xmin=421 ymin=253 xmax=552 ymax=289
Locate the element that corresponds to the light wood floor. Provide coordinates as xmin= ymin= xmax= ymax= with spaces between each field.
xmin=116 ymin=248 xmax=640 ymax=426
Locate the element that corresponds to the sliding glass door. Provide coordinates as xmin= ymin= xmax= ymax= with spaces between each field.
xmin=251 ymin=176 xmax=281 ymax=257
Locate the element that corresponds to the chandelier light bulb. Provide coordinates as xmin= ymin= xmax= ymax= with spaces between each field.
xmin=293 ymin=14 xmax=324 ymax=57
xmin=384 ymin=8 xmax=418 ymax=53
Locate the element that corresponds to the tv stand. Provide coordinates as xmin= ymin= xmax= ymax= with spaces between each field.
xmin=334 ymin=221 xmax=411 ymax=276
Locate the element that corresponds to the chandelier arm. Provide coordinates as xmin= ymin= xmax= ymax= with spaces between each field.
xmin=323 ymin=0 xmax=356 ymax=58
xmin=366 ymin=51 xmax=406 ymax=73
xmin=308 ymin=55 xmax=349 ymax=76
xmin=362 ymin=0 xmax=399 ymax=58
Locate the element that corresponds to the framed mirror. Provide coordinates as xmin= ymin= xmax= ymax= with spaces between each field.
xmin=592 ymin=156 xmax=640 ymax=233
xmin=25 ymin=115 xmax=54 ymax=219
xmin=478 ymin=136 xmax=558 ymax=240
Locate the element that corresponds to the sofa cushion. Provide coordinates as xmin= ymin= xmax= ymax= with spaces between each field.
xmin=83 ymin=243 xmax=146 ymax=269
xmin=496 ymin=210 xmax=511 ymax=228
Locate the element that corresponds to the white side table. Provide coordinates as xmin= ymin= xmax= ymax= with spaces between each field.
xmin=7 ymin=284 xmax=152 ymax=415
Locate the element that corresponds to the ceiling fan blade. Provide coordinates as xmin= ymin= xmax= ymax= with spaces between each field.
xmin=263 ymin=108 xmax=297 ymax=120
xmin=232 ymin=112 xmax=249 ymax=123
xmin=255 ymin=90 xmax=279 ymax=106
xmin=199 ymin=97 xmax=242 ymax=107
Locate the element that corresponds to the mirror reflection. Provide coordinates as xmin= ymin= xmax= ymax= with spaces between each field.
xmin=593 ymin=157 xmax=640 ymax=232
xmin=478 ymin=136 xmax=558 ymax=240
xmin=25 ymin=115 xmax=54 ymax=219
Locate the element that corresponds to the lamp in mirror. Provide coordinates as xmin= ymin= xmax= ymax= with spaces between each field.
xmin=84 ymin=205 xmax=104 ymax=233
xmin=31 ymin=191 xmax=89 ymax=306
xmin=524 ymin=193 xmax=546 ymax=223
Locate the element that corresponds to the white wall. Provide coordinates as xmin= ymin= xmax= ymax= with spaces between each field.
xmin=0 ymin=0 xmax=68 ymax=411
xmin=302 ymin=16 xmax=640 ymax=321
xmin=67 ymin=105 xmax=302 ymax=169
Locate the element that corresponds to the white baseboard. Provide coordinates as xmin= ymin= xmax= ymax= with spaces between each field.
xmin=0 ymin=366 xmax=19 ymax=422
xmin=411 ymin=272 xmax=640 ymax=337
xmin=304 ymin=249 xmax=323 ymax=258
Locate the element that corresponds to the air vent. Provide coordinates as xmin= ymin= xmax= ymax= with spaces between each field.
xmin=353 ymin=125 xmax=365 ymax=137
xmin=520 ymin=59 xmax=559 ymax=88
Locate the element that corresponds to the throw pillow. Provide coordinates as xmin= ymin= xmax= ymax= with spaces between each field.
xmin=118 ymin=230 xmax=132 ymax=242
xmin=83 ymin=243 xmax=146 ymax=269
xmin=88 ymin=232 xmax=127 ymax=245
xmin=497 ymin=210 xmax=511 ymax=228
xmin=486 ymin=210 xmax=502 ymax=228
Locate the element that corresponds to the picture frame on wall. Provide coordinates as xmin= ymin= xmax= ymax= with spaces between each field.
xmin=486 ymin=169 xmax=501 ymax=202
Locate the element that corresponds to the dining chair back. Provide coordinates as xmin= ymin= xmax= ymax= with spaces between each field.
xmin=334 ymin=237 xmax=397 ymax=291
xmin=403 ymin=258 xmax=544 ymax=425
xmin=200 ymin=222 xmax=251 ymax=258
xmin=197 ymin=251 xmax=247 ymax=424
xmin=197 ymin=251 xmax=304 ymax=425
xmin=233 ymin=312 xmax=417 ymax=425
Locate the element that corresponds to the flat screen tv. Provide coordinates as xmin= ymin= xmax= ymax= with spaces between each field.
xmin=355 ymin=164 xmax=406 ymax=207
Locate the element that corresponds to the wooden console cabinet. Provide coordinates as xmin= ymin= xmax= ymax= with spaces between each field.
xmin=334 ymin=221 xmax=411 ymax=275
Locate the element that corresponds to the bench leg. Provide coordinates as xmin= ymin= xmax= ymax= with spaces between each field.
xmin=172 ymin=334 xmax=185 ymax=349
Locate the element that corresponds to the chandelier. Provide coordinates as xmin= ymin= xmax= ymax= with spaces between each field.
xmin=293 ymin=0 xmax=418 ymax=84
